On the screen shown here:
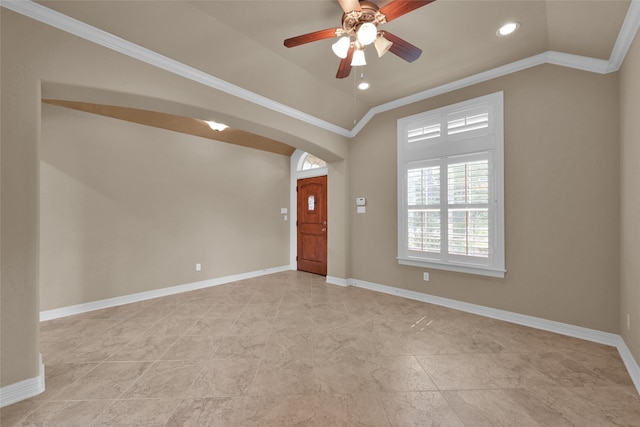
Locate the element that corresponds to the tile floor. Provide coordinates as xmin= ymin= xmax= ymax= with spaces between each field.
xmin=2 ymin=271 xmax=640 ymax=426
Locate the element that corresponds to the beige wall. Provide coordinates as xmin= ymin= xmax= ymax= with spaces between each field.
xmin=349 ymin=64 xmax=621 ymax=333
xmin=620 ymin=30 xmax=640 ymax=364
xmin=0 ymin=10 xmax=348 ymax=388
xmin=40 ymin=104 xmax=290 ymax=310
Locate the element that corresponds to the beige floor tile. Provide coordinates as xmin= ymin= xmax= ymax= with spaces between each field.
xmin=165 ymin=397 xmax=247 ymax=427
xmin=142 ymin=317 xmax=198 ymax=336
xmin=250 ymin=358 xmax=318 ymax=395
xmin=14 ymin=400 xmax=111 ymax=427
xmin=314 ymin=355 xmax=377 ymax=394
xmin=101 ymin=317 xmax=160 ymax=338
xmin=107 ymin=335 xmax=180 ymax=361
xmin=185 ymin=317 xmax=236 ymax=335
xmin=229 ymin=313 xmax=275 ymax=335
xmin=55 ymin=361 xmax=151 ymax=400
xmin=202 ymin=303 xmax=246 ymax=318
xmin=380 ymin=391 xmax=464 ymax=427
xmin=160 ymin=335 xmax=222 ymax=360
xmin=279 ymin=291 xmax=313 ymax=306
xmin=248 ymin=290 xmax=285 ymax=304
xmin=225 ymin=288 xmax=258 ymax=304
xmin=37 ymin=362 xmax=100 ymax=400
xmin=214 ymin=334 xmax=268 ymax=358
xmin=189 ymin=358 xmax=260 ymax=397
xmin=122 ymin=360 xmax=204 ymax=398
xmin=313 ymin=392 xmax=389 ymax=427
xmin=62 ymin=336 xmax=134 ymax=363
xmin=243 ymin=394 xmax=314 ymax=427
xmin=271 ymin=311 xmax=314 ymax=334
xmin=367 ymin=356 xmax=438 ymax=392
xmin=313 ymin=331 xmax=389 ymax=358
xmin=241 ymin=302 xmax=281 ymax=317
xmin=510 ymin=385 xmax=640 ymax=426
xmin=0 ymin=397 xmax=44 ymax=427
xmin=442 ymin=389 xmax=541 ymax=426
xmin=417 ymin=352 xmax=559 ymax=390
xmin=130 ymin=304 xmax=181 ymax=320
xmin=262 ymin=332 xmax=313 ymax=361
xmin=180 ymin=287 xmax=231 ymax=304
xmin=90 ymin=398 xmax=180 ymax=427
xmin=169 ymin=304 xmax=213 ymax=319
xmin=5 ymin=271 xmax=637 ymax=426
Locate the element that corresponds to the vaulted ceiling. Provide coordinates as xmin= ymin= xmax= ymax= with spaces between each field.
xmin=21 ymin=1 xmax=639 ymax=132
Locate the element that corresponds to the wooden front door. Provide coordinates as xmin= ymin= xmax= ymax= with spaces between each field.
xmin=297 ymin=176 xmax=327 ymax=276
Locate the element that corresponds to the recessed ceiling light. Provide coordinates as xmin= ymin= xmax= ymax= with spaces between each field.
xmin=358 ymin=81 xmax=370 ymax=90
xmin=205 ymin=120 xmax=229 ymax=131
xmin=497 ymin=22 xmax=519 ymax=37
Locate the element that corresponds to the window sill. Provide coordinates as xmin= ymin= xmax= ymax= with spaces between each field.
xmin=397 ymin=257 xmax=506 ymax=278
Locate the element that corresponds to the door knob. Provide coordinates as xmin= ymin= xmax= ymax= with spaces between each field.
xmin=322 ymin=228 xmax=327 ymax=232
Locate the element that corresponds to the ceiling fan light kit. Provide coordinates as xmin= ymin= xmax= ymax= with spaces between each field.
xmin=284 ymin=0 xmax=435 ymax=79
xmin=351 ymin=48 xmax=367 ymax=66
xmin=332 ymin=36 xmax=351 ymax=58
xmin=374 ymin=35 xmax=393 ymax=57
xmin=356 ymin=22 xmax=378 ymax=45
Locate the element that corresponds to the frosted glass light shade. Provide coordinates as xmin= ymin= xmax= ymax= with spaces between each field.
xmin=331 ymin=36 xmax=350 ymax=59
xmin=374 ymin=36 xmax=393 ymax=57
xmin=357 ymin=22 xmax=377 ymax=46
xmin=351 ymin=49 xmax=366 ymax=66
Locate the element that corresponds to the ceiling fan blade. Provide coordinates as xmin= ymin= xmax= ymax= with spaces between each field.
xmin=380 ymin=0 xmax=435 ymax=22
xmin=382 ymin=31 xmax=423 ymax=62
xmin=336 ymin=47 xmax=355 ymax=79
xmin=284 ymin=28 xmax=339 ymax=48
xmin=337 ymin=0 xmax=362 ymax=13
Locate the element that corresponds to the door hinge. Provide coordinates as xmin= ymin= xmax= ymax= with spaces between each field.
xmin=296 ymin=256 xmax=298 ymax=261
xmin=296 ymin=220 xmax=298 ymax=226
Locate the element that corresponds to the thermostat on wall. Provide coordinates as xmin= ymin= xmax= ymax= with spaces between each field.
xmin=356 ymin=197 xmax=366 ymax=206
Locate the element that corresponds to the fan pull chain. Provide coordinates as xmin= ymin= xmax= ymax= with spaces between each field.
xmin=353 ymin=67 xmax=358 ymax=125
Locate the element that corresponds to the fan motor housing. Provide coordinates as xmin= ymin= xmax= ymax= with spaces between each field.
xmin=341 ymin=1 xmax=385 ymax=34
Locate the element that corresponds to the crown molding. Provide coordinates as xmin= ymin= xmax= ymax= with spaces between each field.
xmin=1 ymin=0 xmax=352 ymax=138
xmin=608 ymin=0 xmax=640 ymax=72
xmin=3 ymin=0 xmax=639 ymax=139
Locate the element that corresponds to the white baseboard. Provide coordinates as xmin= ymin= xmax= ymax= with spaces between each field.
xmin=616 ymin=337 xmax=640 ymax=394
xmin=326 ymin=276 xmax=348 ymax=287
xmin=0 ymin=353 xmax=45 ymax=408
xmin=346 ymin=277 xmax=640 ymax=396
xmin=40 ymin=265 xmax=291 ymax=321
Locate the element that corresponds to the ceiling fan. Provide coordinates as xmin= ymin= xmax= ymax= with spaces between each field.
xmin=284 ymin=0 xmax=435 ymax=79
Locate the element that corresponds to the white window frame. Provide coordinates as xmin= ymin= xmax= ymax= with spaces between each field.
xmin=397 ymin=92 xmax=505 ymax=278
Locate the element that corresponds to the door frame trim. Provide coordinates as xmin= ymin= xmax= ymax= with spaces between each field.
xmin=290 ymin=150 xmax=328 ymax=269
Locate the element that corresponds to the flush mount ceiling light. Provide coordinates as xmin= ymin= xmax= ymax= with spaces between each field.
xmin=497 ymin=22 xmax=520 ymax=36
xmin=205 ymin=120 xmax=229 ymax=131
xmin=284 ymin=0 xmax=434 ymax=79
